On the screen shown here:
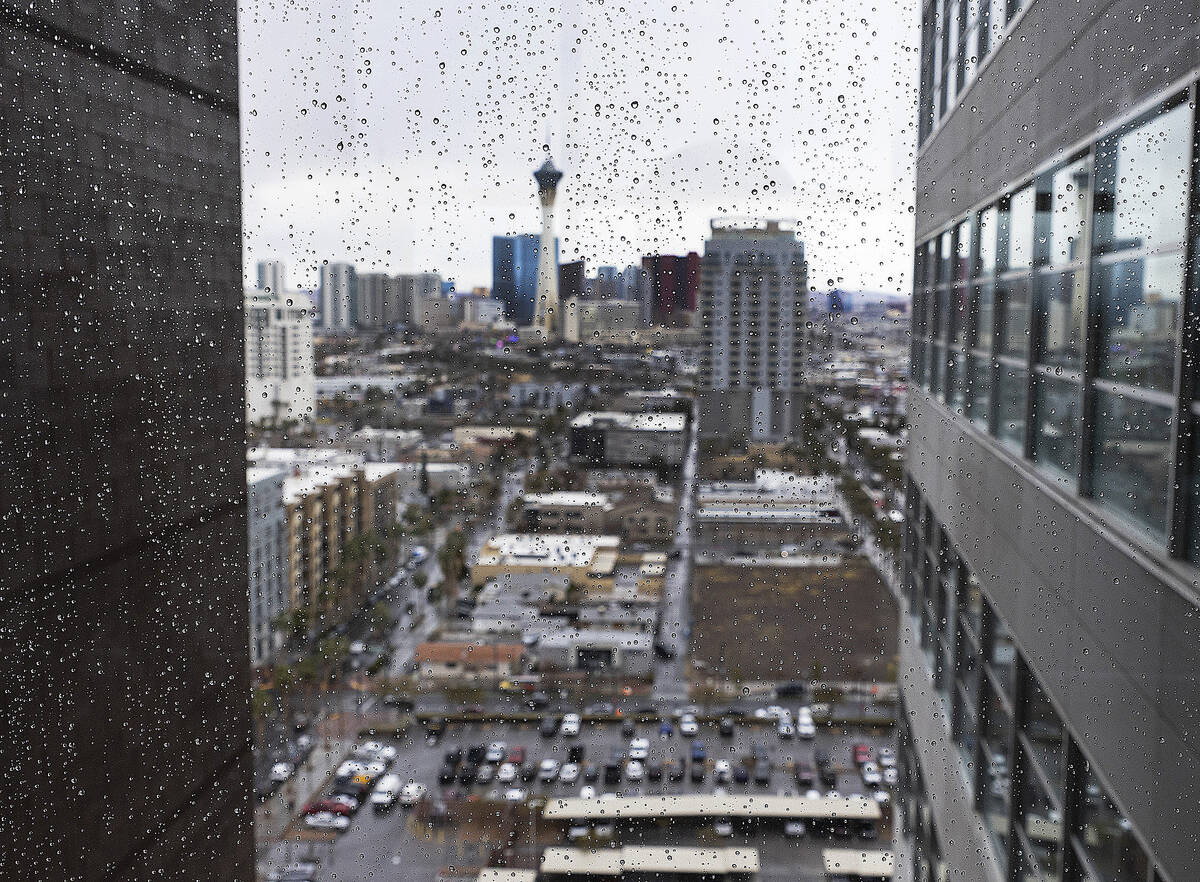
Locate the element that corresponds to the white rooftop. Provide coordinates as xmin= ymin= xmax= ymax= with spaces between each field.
xmin=477 ymin=534 xmax=621 ymax=568
xmin=571 ymin=411 xmax=687 ymax=432
xmin=540 ymin=846 xmax=759 ymax=876
xmin=523 ymin=491 xmax=613 ymax=509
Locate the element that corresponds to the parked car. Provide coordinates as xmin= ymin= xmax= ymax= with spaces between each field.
xmin=568 ymin=744 xmax=585 ymax=764
xmin=629 ymin=738 xmax=650 ymax=760
xmin=302 ymin=796 xmax=354 ymax=817
xmin=852 ymin=743 xmax=872 ymax=766
xmin=626 ymin=760 xmax=645 ymax=781
xmin=504 ymin=788 xmax=527 ymax=803
xmin=778 ymin=721 xmax=795 ymax=739
xmin=691 ymin=761 xmax=705 ymax=783
xmin=457 ymin=764 xmax=478 ymax=785
xmin=370 ymin=775 xmax=404 ymax=810
xmin=679 ymin=714 xmax=698 ymax=737
xmin=540 ymin=716 xmax=560 ymax=738
xmin=539 ymin=759 xmax=561 ymax=782
xmin=580 ymin=785 xmax=596 ymax=799
xmin=528 ymin=692 xmax=550 ymax=710
xmin=466 ymin=744 xmax=487 ymax=764
xmin=304 ymin=811 xmax=350 ymax=832
xmin=861 ymin=762 xmax=882 ymax=788
xmin=754 ymin=761 xmax=772 ymax=786
xmin=268 ymin=762 xmax=293 ymax=783
xmin=775 ymin=681 xmax=807 ymax=699
xmin=713 ymin=818 xmax=734 ymax=837
xmin=690 ymin=741 xmax=707 ymax=763
xmin=561 ymin=713 xmax=581 ymax=736
xmin=357 ymin=741 xmax=398 ymax=764
xmin=714 ymin=760 xmax=731 ymax=783
xmin=647 ymin=761 xmax=663 ymax=781
xmin=519 ymin=763 xmax=537 ymax=782
xmin=883 ymin=767 xmax=898 ymax=786
xmin=475 ymin=764 xmax=496 ymax=786
xmin=560 ymin=763 xmax=580 ymax=785
xmin=795 ymin=761 xmax=816 ymax=788
xmin=621 ymin=718 xmax=636 ymax=737
xmin=582 ymin=762 xmax=599 ymax=782
xmin=718 ymin=717 xmax=735 ymax=738
xmin=485 ymin=742 xmax=507 ymax=763
xmin=877 ymin=747 xmax=896 ymax=768
xmin=507 ymin=746 xmax=527 ymax=764
xmin=497 ymin=763 xmax=517 ymax=784
xmin=796 ymin=718 xmax=816 ymax=740
xmin=667 ymin=761 xmax=685 ymax=782
xmin=438 ymin=763 xmax=457 ymax=785
xmin=784 ymin=820 xmax=807 ymax=838
xmin=398 ymin=781 xmax=427 ymax=808
xmin=443 ymin=747 xmax=463 ymax=767
xmin=733 ymin=764 xmax=750 ymax=784
xmin=658 ymin=720 xmax=674 ymax=737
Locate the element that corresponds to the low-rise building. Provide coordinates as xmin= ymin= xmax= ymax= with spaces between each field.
xmin=695 ymin=471 xmax=845 ymax=551
xmin=570 ymin=411 xmax=687 ymax=468
xmin=521 ymin=488 xmax=676 ymax=544
xmin=471 ymin=534 xmax=621 ymax=592
xmin=414 ymin=641 xmax=525 ymax=682
xmin=532 ymin=627 xmax=652 ymax=676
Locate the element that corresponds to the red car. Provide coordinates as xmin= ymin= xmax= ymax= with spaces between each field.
xmin=302 ymin=796 xmax=354 ymax=817
xmin=852 ymin=744 xmax=873 ymax=766
xmin=507 ymin=746 xmax=526 ymax=764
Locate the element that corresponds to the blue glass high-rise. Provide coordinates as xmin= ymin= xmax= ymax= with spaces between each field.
xmin=492 ymin=233 xmax=556 ymax=326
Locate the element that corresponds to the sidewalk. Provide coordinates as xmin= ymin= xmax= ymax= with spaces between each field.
xmin=255 ymin=736 xmax=353 ymax=845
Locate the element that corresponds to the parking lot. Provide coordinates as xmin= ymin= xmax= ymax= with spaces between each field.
xmin=262 ymin=711 xmax=895 ymax=882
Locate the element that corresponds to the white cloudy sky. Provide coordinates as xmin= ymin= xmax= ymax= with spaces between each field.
xmin=239 ymin=0 xmax=919 ymax=293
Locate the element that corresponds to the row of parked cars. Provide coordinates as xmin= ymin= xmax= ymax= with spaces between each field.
xmin=302 ymin=741 xmax=418 ymax=832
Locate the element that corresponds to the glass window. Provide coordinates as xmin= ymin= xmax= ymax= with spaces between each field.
xmin=980 ymin=680 xmax=1013 ymax=869
xmin=1046 ymin=156 xmax=1091 ymax=266
xmin=1093 ymin=100 xmax=1191 ymax=255
xmin=978 ymin=205 xmax=999 ymax=277
xmin=1005 ymin=184 xmax=1036 ymax=271
xmin=966 ymin=354 xmax=993 ymax=429
xmin=1032 ymin=375 xmax=1081 ymax=485
xmin=948 ymin=346 xmax=967 ymax=411
xmin=985 ymin=602 xmax=1016 ymax=699
xmin=1016 ymin=744 xmax=1064 ymax=881
xmin=954 ymin=218 xmax=972 ymax=284
xmin=951 ymin=284 xmax=971 ymax=345
xmin=1090 ymin=391 xmax=1173 ymax=539
xmin=1022 ymin=672 xmax=1064 ymax=797
xmin=939 ymin=228 xmax=954 ymax=283
xmin=1076 ymin=762 xmax=1152 ymax=882
xmin=1094 ymin=253 xmax=1183 ymax=391
xmin=984 ymin=0 xmax=1008 ymax=53
xmin=960 ymin=572 xmax=983 ymax=639
xmin=1036 ymin=269 xmax=1086 ymax=369
xmin=995 ymin=363 xmax=1027 ymax=450
xmin=973 ymin=281 xmax=995 ymax=350
xmin=997 ymin=277 xmax=1030 ymax=356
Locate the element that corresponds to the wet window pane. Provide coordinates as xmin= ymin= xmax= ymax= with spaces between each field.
xmin=1093 ymin=100 xmax=1191 ymax=254
xmin=1036 ymin=269 xmax=1087 ymax=370
xmin=1022 ymin=672 xmax=1064 ymax=798
xmin=995 ymin=364 xmax=1028 ymax=450
xmin=1005 ymin=185 xmax=1036 ymax=271
xmin=978 ymin=205 xmax=999 ymax=276
xmin=967 ymin=354 xmax=994 ymax=429
xmin=997 ymin=277 xmax=1030 ymax=356
xmin=980 ymin=679 xmax=1013 ymax=869
xmin=985 ymin=601 xmax=1016 ymax=700
xmin=973 ymin=280 xmax=995 ymax=350
xmin=1090 ymin=391 xmax=1173 ymax=538
xmin=1016 ymin=744 xmax=1064 ymax=881
xmin=1032 ymin=375 xmax=1081 ymax=486
xmin=1045 ymin=156 xmax=1091 ymax=267
xmin=1094 ymin=253 xmax=1183 ymax=391
xmin=1076 ymin=762 xmax=1152 ymax=882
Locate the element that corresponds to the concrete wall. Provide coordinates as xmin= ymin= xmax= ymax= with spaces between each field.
xmin=1 ymin=3 xmax=251 ymax=878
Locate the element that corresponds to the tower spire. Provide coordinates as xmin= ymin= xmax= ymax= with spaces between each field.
xmin=533 ymin=155 xmax=564 ymax=341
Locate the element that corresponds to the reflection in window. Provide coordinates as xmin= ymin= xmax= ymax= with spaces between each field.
xmin=973 ymin=281 xmax=995 ymax=350
xmin=1046 ymin=156 xmax=1090 ymax=266
xmin=966 ymin=354 xmax=993 ymax=429
xmin=997 ymin=278 xmax=1029 ymax=356
xmin=1005 ymin=185 xmax=1036 ymax=271
xmin=1093 ymin=100 xmax=1191 ymax=254
xmin=1094 ymin=253 xmax=1182 ymax=391
xmin=980 ymin=681 xmax=1012 ymax=871
xmin=1090 ymin=391 xmax=1172 ymax=539
xmin=1032 ymin=376 xmax=1080 ymax=486
xmin=1076 ymin=762 xmax=1151 ymax=882
xmin=978 ymin=205 xmax=999 ymax=276
xmin=985 ymin=602 xmax=1016 ymax=700
xmin=1021 ymin=672 xmax=1064 ymax=798
xmin=1036 ymin=269 xmax=1086 ymax=370
xmin=1016 ymin=744 xmax=1063 ymax=881
xmin=995 ymin=363 xmax=1027 ymax=451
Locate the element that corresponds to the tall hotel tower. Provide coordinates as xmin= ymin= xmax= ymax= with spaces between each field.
xmin=533 ymin=157 xmax=564 ymax=340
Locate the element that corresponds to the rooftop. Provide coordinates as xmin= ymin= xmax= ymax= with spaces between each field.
xmin=542 ymin=793 xmax=881 ymax=822
xmin=571 ymin=411 xmax=687 ymax=433
xmin=540 ymin=846 xmax=759 ymax=877
xmin=475 ymin=534 xmax=621 ymax=570
xmin=523 ymin=491 xmax=613 ymax=509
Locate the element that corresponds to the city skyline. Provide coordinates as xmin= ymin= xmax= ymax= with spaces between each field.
xmin=239 ymin=0 xmax=918 ymax=293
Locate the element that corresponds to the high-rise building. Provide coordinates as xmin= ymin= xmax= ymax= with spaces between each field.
xmin=641 ymin=252 xmax=700 ymax=326
xmin=247 ymin=467 xmax=288 ymax=667
xmin=592 ymin=265 xmax=621 ymax=300
xmin=559 ymin=259 xmax=586 ymax=304
xmin=245 ymin=289 xmax=315 ymax=426
xmin=1 ymin=3 xmax=252 ymax=878
xmin=319 ymin=261 xmax=357 ymax=329
xmin=256 ymin=259 xmax=287 ymax=294
xmin=697 ymin=220 xmax=807 ymax=443
xmin=493 ymin=233 xmax=554 ymax=326
xmin=397 ymin=272 xmax=443 ymax=327
xmin=357 ymin=272 xmax=404 ymax=330
xmin=902 ymin=4 xmax=1199 ymax=882
xmin=533 ymin=158 xmax=565 ymax=339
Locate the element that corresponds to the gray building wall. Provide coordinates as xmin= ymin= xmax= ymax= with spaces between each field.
xmin=1 ymin=3 xmax=252 ymax=879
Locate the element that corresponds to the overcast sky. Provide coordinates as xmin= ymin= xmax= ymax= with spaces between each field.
xmin=239 ymin=0 xmax=919 ymax=294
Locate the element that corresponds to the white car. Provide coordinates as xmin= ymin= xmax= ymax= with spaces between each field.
xmin=764 ymin=705 xmax=788 ymax=719
xmin=878 ymin=748 xmax=897 ymax=768
xmin=504 ymin=788 xmax=527 ymax=803
xmin=679 ymin=714 xmax=698 ymax=737
xmin=485 ymin=742 xmax=507 ymax=763
xmin=399 ymin=782 xmax=427 ymax=806
xmin=795 ymin=706 xmax=813 ymax=721
xmin=497 ymin=762 xmax=517 ymax=784
xmin=883 ymin=767 xmax=898 ymax=786
xmin=268 ymin=762 xmax=293 ymax=783
xmin=784 ymin=820 xmax=807 ymax=838
xmin=561 ymin=713 xmax=582 ymax=737
xmin=626 ymin=760 xmax=645 ymax=781
xmin=796 ymin=719 xmax=816 ymax=740
xmin=714 ymin=818 xmax=734 ymax=837
xmin=628 ymin=738 xmax=650 ymax=760
xmin=861 ymin=762 xmax=882 ymax=787
xmin=560 ymin=763 xmax=580 ymax=784
xmin=364 ymin=760 xmax=388 ymax=779
xmin=336 ymin=760 xmax=367 ymax=779
xmin=714 ymin=760 xmax=731 ymax=783
xmin=370 ymin=774 xmax=404 ymax=809
xmin=579 ymin=785 xmax=597 ymax=799
xmin=539 ymin=759 xmax=561 ymax=782
xmin=305 ymin=811 xmax=350 ymax=832
xmin=777 ymin=721 xmax=795 ymax=739
xmin=359 ymin=740 xmax=397 ymax=763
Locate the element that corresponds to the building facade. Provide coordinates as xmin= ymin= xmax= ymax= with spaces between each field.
xmin=256 ymin=259 xmax=286 ymax=294
xmin=319 ymin=261 xmax=357 ymax=329
xmin=245 ymin=289 xmax=315 ymax=426
xmin=396 ymin=272 xmax=442 ymax=327
xmin=697 ymin=220 xmax=808 ymax=443
xmin=356 ymin=272 xmax=402 ymax=330
xmin=1 ymin=3 xmax=253 ymax=878
xmin=570 ymin=412 xmax=688 ymax=468
xmin=903 ymin=3 xmax=1199 ymax=882
xmin=641 ymin=252 xmax=700 ymax=326
xmin=248 ymin=468 xmax=289 ymax=667
xmin=493 ymin=233 xmax=553 ymax=326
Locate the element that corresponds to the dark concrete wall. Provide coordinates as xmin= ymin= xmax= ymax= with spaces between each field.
xmin=0 ymin=2 xmax=250 ymax=879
